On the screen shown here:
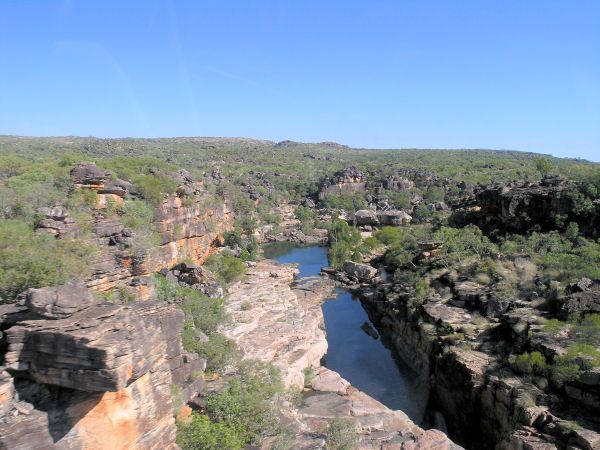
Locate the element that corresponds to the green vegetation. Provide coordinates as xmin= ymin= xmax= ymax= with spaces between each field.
xmin=534 ymin=156 xmax=556 ymax=177
xmin=513 ymin=351 xmax=547 ymax=375
xmin=322 ymin=193 xmax=366 ymax=212
xmin=204 ymin=254 xmax=246 ymax=285
xmin=0 ymin=220 xmax=94 ymax=301
xmin=222 ymin=229 xmax=259 ymax=261
xmin=551 ymin=344 xmax=600 ymax=384
xmin=177 ymin=413 xmax=245 ymax=450
xmin=154 ymin=277 xmax=237 ymax=372
xmin=177 ymin=361 xmax=284 ymax=449
xmin=295 ymin=205 xmax=318 ymax=235
xmin=325 ymin=418 xmax=359 ymax=450
xmin=204 ymin=360 xmax=283 ymax=444
xmin=327 ymin=219 xmax=363 ymax=268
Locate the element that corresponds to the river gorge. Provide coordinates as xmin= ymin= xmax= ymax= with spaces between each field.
xmin=264 ymin=243 xmax=430 ymax=423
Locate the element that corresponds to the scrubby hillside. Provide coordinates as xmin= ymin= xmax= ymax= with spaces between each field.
xmin=0 ymin=136 xmax=598 ymax=449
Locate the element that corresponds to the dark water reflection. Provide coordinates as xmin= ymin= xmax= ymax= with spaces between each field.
xmin=264 ymin=244 xmax=429 ymax=423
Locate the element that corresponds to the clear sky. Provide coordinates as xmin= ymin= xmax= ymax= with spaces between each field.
xmin=1 ymin=1 xmax=599 ymax=160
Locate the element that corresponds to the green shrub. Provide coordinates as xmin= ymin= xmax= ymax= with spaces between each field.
xmin=120 ymin=199 xmax=155 ymax=229
xmin=133 ymin=173 xmax=179 ymax=204
xmin=176 ymin=413 xmax=245 ymax=450
xmin=424 ymin=186 xmax=445 ymax=202
xmin=551 ymin=344 xmax=600 ymax=383
xmin=534 ymin=156 xmax=555 ymax=177
xmin=325 ymin=418 xmax=359 ymax=450
xmin=204 ymin=254 xmax=246 ymax=285
xmin=543 ymin=319 xmax=567 ymax=333
xmin=0 ymin=220 xmax=94 ymax=301
xmin=322 ymin=193 xmax=366 ymax=212
xmin=303 ymin=367 xmax=314 ymax=388
xmin=197 ymin=333 xmax=239 ymax=372
xmin=576 ymin=314 xmax=600 ymax=343
xmin=514 ymin=351 xmax=547 ymax=375
xmin=205 ymin=360 xmax=283 ymax=444
xmin=328 ymin=219 xmax=362 ymax=268
xmin=295 ymin=206 xmax=316 ymax=224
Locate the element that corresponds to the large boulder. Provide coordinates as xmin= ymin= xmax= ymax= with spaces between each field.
xmin=0 ymin=300 xmax=182 ymax=449
xmin=354 ymin=209 xmax=379 ymax=226
xmin=70 ymin=162 xmax=111 ymax=185
xmin=169 ymin=262 xmax=224 ymax=298
xmin=5 ymin=303 xmax=165 ymax=391
xmin=98 ymin=178 xmax=135 ymax=197
xmin=24 ymin=282 xmax=97 ymax=320
xmin=34 ymin=206 xmax=79 ymax=239
xmin=377 ymin=210 xmax=412 ymax=226
xmin=342 ymin=261 xmax=378 ymax=283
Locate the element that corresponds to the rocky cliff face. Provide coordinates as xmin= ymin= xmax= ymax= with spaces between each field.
xmin=0 ymin=163 xmax=232 ymax=449
xmin=453 ymin=176 xmax=600 ymax=237
xmin=318 ymin=166 xmax=367 ymax=200
xmin=0 ymin=284 xmax=203 ymax=449
xmin=61 ymin=163 xmax=234 ymax=299
xmin=329 ymin=267 xmax=600 ymax=450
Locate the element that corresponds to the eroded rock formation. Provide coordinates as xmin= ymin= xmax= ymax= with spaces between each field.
xmin=0 ymin=283 xmax=202 ymax=449
xmin=318 ymin=166 xmax=367 ymax=200
xmin=66 ymin=162 xmax=234 ymax=299
xmin=328 ymin=262 xmax=600 ymax=449
xmin=454 ymin=176 xmax=600 ymax=237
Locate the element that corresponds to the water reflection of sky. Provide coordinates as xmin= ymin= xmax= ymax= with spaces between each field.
xmin=266 ymin=244 xmax=429 ymax=423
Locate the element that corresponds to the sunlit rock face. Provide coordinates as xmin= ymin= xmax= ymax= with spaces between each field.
xmin=318 ymin=166 xmax=367 ymax=200
xmin=0 ymin=285 xmax=203 ymax=450
xmin=75 ymin=166 xmax=234 ymax=299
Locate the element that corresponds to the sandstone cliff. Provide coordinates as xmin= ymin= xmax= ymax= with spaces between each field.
xmin=0 ymin=284 xmax=203 ymax=449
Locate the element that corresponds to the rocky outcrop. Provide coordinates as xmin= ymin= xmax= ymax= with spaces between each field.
xmin=353 ymin=209 xmax=412 ymax=227
xmin=454 ymin=176 xmax=600 ymax=237
xmin=0 ymin=284 xmax=202 ymax=449
xmin=161 ymin=262 xmax=223 ymax=298
xmin=34 ymin=206 xmax=79 ymax=239
xmin=384 ymin=176 xmax=415 ymax=192
xmin=272 ymin=367 xmax=462 ymax=450
xmin=378 ymin=209 xmax=412 ymax=226
xmin=332 ymin=264 xmax=600 ymax=449
xmin=342 ymin=261 xmax=379 ymax=283
xmin=223 ymin=260 xmax=333 ymax=388
xmin=257 ymin=203 xmax=328 ymax=245
xmin=22 ymin=282 xmax=96 ymax=320
xmin=87 ymin=189 xmax=233 ymax=299
xmin=318 ymin=166 xmax=367 ymax=200
xmin=560 ymin=278 xmax=600 ymax=318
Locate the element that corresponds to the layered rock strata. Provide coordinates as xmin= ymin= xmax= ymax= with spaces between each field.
xmin=63 ymin=163 xmax=234 ymax=298
xmin=318 ymin=166 xmax=367 ymax=200
xmin=329 ymin=266 xmax=600 ymax=449
xmin=0 ymin=285 xmax=201 ymax=449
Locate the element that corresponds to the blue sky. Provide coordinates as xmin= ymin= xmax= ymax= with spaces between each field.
xmin=0 ymin=1 xmax=599 ymax=160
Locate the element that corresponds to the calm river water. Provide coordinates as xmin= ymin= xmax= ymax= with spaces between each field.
xmin=263 ymin=243 xmax=429 ymax=423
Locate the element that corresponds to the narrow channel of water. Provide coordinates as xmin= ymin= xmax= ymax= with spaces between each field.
xmin=263 ymin=243 xmax=429 ymax=423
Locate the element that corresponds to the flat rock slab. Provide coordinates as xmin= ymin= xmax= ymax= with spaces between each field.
xmin=300 ymin=392 xmax=353 ymax=418
xmin=223 ymin=260 xmax=334 ymax=388
xmin=311 ymin=367 xmax=350 ymax=395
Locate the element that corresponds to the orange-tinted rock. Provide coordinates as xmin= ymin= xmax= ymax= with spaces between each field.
xmin=0 ymin=290 xmax=201 ymax=450
xmin=87 ymin=190 xmax=233 ymax=299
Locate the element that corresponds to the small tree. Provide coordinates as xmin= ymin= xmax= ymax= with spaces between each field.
xmin=534 ymin=156 xmax=555 ymax=178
